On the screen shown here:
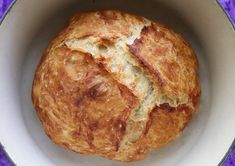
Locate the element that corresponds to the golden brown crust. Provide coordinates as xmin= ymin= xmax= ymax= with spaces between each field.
xmin=32 ymin=10 xmax=201 ymax=162
xmin=33 ymin=46 xmax=138 ymax=155
xmin=146 ymin=104 xmax=193 ymax=148
xmin=128 ymin=24 xmax=200 ymax=105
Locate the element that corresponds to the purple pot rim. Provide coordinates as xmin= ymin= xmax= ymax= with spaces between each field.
xmin=0 ymin=0 xmax=16 ymax=24
xmin=217 ymin=0 xmax=235 ymax=29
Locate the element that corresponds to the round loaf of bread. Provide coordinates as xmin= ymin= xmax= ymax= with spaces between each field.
xmin=32 ymin=10 xmax=201 ymax=162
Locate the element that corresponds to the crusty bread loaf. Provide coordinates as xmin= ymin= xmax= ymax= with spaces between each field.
xmin=32 ymin=10 xmax=201 ymax=162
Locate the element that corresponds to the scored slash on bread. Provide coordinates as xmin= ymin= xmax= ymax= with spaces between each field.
xmin=32 ymin=10 xmax=201 ymax=162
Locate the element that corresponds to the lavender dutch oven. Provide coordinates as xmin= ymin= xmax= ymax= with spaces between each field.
xmin=0 ymin=0 xmax=235 ymax=166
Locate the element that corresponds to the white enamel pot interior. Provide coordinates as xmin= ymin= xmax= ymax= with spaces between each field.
xmin=0 ymin=0 xmax=235 ymax=166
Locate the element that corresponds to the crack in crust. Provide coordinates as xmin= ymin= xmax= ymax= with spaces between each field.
xmin=32 ymin=10 xmax=201 ymax=162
